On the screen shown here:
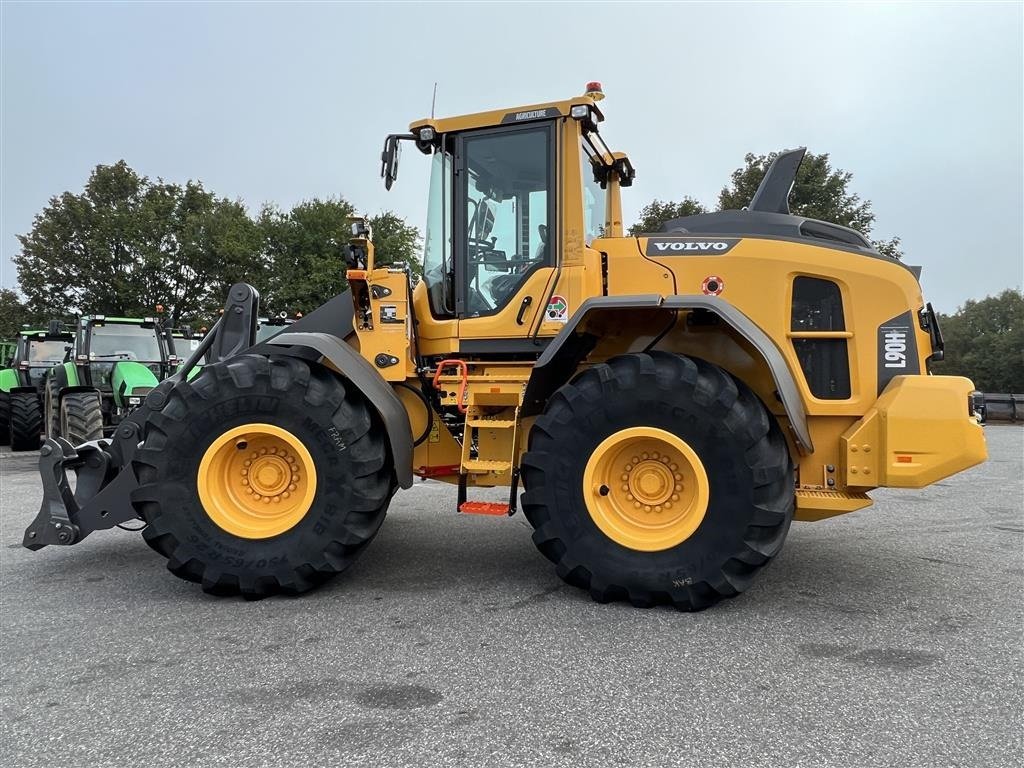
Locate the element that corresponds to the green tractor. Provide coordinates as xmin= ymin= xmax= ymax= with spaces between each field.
xmin=0 ymin=339 xmax=16 ymax=367
xmin=0 ymin=323 xmax=75 ymax=450
xmin=44 ymin=315 xmax=179 ymax=444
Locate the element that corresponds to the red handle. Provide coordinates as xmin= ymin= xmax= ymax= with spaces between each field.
xmin=432 ymin=359 xmax=468 ymax=414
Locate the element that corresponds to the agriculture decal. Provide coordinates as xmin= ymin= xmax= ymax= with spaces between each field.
xmin=546 ymin=294 xmax=569 ymax=323
xmin=701 ymin=276 xmax=725 ymax=296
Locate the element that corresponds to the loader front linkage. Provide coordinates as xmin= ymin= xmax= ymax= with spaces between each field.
xmin=23 ymin=283 xmax=262 ymax=550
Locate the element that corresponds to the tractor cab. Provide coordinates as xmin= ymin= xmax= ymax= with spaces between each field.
xmin=75 ymin=315 xmax=172 ymax=386
xmin=3 ymin=324 xmax=74 ymax=389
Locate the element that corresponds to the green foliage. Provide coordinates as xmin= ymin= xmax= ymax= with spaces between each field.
xmin=15 ymin=161 xmax=261 ymax=326
xmin=627 ymin=198 xmax=708 ymax=236
xmin=368 ymin=211 xmax=423 ymax=278
xmin=718 ymin=151 xmax=903 ymax=259
xmin=258 ymin=198 xmax=355 ymax=314
xmin=13 ymin=161 xmax=427 ymax=326
xmin=933 ymin=289 xmax=1024 ymax=393
xmin=0 ymin=287 xmax=28 ymax=340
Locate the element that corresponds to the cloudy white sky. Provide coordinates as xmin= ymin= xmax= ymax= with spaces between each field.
xmin=2 ymin=1 xmax=1021 ymax=313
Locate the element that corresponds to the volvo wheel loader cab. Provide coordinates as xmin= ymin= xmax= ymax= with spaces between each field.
xmin=1 ymin=323 xmax=73 ymax=450
xmin=44 ymin=314 xmax=177 ymax=445
xmin=25 ymin=84 xmax=987 ymax=611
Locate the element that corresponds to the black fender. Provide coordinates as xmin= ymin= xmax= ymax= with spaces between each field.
xmin=521 ymin=294 xmax=814 ymax=454
xmin=264 ymin=331 xmax=413 ymax=489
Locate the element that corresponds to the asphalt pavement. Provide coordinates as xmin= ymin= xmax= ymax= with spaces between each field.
xmin=1 ymin=426 xmax=1021 ymax=768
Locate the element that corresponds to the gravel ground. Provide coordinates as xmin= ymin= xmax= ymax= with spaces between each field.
xmin=1 ymin=426 xmax=1021 ymax=768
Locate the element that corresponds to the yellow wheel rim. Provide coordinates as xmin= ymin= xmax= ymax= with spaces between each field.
xmin=582 ymin=427 xmax=710 ymax=552
xmin=197 ymin=423 xmax=317 ymax=539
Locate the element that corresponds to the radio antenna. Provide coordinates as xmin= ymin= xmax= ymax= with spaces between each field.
xmin=431 ymin=82 xmax=438 ymax=119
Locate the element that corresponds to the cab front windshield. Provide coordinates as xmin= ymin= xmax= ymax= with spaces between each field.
xmin=89 ymin=324 xmax=162 ymax=362
xmin=27 ymin=340 xmax=68 ymax=364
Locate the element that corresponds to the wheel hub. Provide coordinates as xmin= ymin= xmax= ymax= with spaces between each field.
xmin=198 ymin=423 xmax=317 ymax=538
xmin=583 ymin=427 xmax=709 ymax=551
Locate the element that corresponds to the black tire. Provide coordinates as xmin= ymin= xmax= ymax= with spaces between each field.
xmin=9 ymin=391 xmax=43 ymax=451
xmin=44 ymin=375 xmax=61 ymax=438
xmin=0 ymin=392 xmax=10 ymax=446
xmin=59 ymin=391 xmax=104 ymax=445
xmin=521 ymin=352 xmax=794 ymax=611
xmin=133 ymin=354 xmax=395 ymax=599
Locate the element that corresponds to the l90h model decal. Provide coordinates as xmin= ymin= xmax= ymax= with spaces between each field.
xmin=877 ymin=311 xmax=920 ymax=394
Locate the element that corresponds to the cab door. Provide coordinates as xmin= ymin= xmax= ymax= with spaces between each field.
xmin=453 ymin=122 xmax=566 ymax=351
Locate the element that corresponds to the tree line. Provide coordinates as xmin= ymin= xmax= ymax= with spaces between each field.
xmin=7 ymin=160 xmax=420 ymax=328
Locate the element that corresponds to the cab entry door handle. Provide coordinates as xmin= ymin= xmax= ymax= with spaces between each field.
xmin=516 ymin=296 xmax=533 ymax=325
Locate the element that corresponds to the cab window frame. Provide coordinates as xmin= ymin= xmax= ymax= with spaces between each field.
xmin=453 ymin=121 xmax=557 ymax=318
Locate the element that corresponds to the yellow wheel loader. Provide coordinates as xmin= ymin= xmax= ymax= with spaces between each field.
xmin=23 ymin=84 xmax=987 ymax=609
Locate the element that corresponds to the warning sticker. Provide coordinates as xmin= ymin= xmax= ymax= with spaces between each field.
xmin=546 ymin=294 xmax=569 ymax=323
xmin=701 ymin=276 xmax=725 ymax=296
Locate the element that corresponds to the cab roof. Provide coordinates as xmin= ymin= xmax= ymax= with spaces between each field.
xmin=410 ymin=94 xmax=603 ymax=135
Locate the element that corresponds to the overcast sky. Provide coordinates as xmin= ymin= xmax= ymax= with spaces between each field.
xmin=2 ymin=1 xmax=1021 ymax=313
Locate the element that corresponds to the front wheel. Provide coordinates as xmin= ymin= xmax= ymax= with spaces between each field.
xmin=521 ymin=352 xmax=794 ymax=611
xmin=133 ymin=354 xmax=396 ymax=598
xmin=59 ymin=391 xmax=104 ymax=445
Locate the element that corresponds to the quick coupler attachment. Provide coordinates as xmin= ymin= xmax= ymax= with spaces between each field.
xmin=23 ymin=437 xmax=142 ymax=551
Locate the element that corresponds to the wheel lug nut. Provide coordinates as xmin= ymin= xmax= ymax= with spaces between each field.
xmin=672 ymin=494 xmax=679 ymax=501
xmin=633 ymin=502 xmax=641 ymax=509
xmin=288 ymin=484 xmax=297 ymax=492
xmin=626 ymin=493 xmax=634 ymax=501
xmin=643 ymin=505 xmax=652 ymax=512
xmin=675 ymin=484 xmax=683 ymax=492
xmin=243 ymin=460 xmax=252 ymax=467
xmin=262 ymin=497 xmax=270 ymax=504
xmin=670 ymin=464 xmax=678 ymax=471
xmin=621 ymin=473 xmax=629 ymax=481
xmin=621 ymin=484 xmax=629 ymax=492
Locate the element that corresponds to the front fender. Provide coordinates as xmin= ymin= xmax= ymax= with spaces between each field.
xmin=522 ymin=294 xmax=814 ymax=454
xmin=265 ymin=332 xmax=413 ymax=489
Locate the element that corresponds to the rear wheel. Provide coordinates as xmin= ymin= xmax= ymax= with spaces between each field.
xmin=133 ymin=354 xmax=395 ymax=598
xmin=59 ymin=391 xmax=104 ymax=445
xmin=521 ymin=352 xmax=794 ymax=611
xmin=0 ymin=393 xmax=10 ymax=446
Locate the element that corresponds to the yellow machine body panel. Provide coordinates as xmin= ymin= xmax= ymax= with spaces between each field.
xmin=361 ymin=88 xmax=986 ymax=516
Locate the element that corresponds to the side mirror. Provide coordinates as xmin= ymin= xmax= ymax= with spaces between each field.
xmin=381 ymin=135 xmax=402 ymax=191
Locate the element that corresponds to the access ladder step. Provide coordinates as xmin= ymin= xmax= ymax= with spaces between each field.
xmin=459 ymin=501 xmax=511 ymax=516
xmin=462 ymin=459 xmax=512 ymax=473
xmin=465 ymin=418 xmax=517 ymax=428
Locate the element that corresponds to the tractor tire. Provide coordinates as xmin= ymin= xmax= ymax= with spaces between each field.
xmin=0 ymin=393 xmax=10 ymax=446
xmin=521 ymin=352 xmax=794 ymax=611
xmin=9 ymin=391 xmax=43 ymax=452
xmin=59 ymin=391 xmax=104 ymax=445
xmin=133 ymin=354 xmax=395 ymax=599
xmin=44 ymin=376 xmax=61 ymax=438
